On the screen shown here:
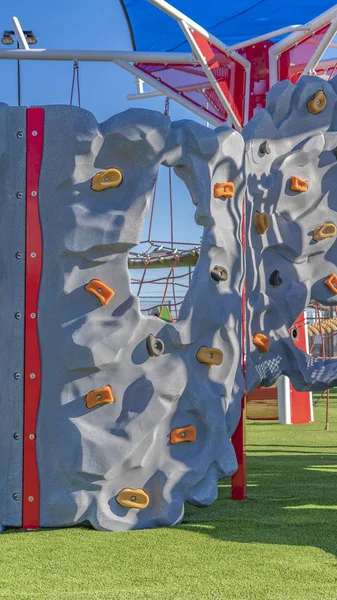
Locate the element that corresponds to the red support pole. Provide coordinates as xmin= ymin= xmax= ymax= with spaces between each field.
xmin=23 ymin=108 xmax=44 ymax=529
xmin=231 ymin=396 xmax=246 ymax=500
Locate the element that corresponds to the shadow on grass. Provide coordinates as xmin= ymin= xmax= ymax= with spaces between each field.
xmin=181 ymin=451 xmax=337 ymax=558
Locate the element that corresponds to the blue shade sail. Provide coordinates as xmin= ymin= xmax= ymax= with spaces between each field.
xmin=120 ymin=0 xmax=336 ymax=51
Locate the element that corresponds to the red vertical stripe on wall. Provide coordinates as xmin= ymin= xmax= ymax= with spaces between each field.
xmin=23 ymin=108 xmax=44 ymax=529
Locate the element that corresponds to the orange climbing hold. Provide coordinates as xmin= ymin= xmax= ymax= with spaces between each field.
xmin=213 ymin=182 xmax=235 ymax=199
xmin=84 ymin=279 xmax=115 ymax=306
xmin=170 ymin=425 xmax=196 ymax=444
xmin=253 ymin=212 xmax=269 ymax=235
xmin=196 ymin=346 xmax=223 ymax=366
xmin=324 ymin=273 xmax=337 ymax=294
xmin=290 ymin=177 xmax=308 ymax=192
xmin=91 ymin=167 xmax=123 ymax=191
xmin=252 ymin=333 xmax=270 ymax=353
xmin=313 ymin=222 xmax=337 ymax=242
xmin=116 ymin=488 xmax=149 ymax=510
xmin=85 ymin=385 xmax=115 ymax=409
xmin=307 ymin=90 xmax=327 ymax=115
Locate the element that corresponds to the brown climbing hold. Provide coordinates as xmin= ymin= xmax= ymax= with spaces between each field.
xmin=313 ymin=222 xmax=337 ymax=242
xmin=146 ymin=334 xmax=165 ymax=357
xmin=324 ymin=273 xmax=337 ymax=294
xmin=213 ymin=182 xmax=235 ymax=199
xmin=91 ymin=167 xmax=123 ymax=191
xmin=290 ymin=176 xmax=309 ymax=193
xmin=254 ymin=211 xmax=269 ymax=235
xmin=116 ymin=488 xmax=149 ymax=510
xmin=86 ymin=385 xmax=115 ymax=409
xmin=252 ymin=333 xmax=270 ymax=353
xmin=307 ymin=90 xmax=327 ymax=115
xmin=170 ymin=425 xmax=196 ymax=445
xmin=84 ymin=279 xmax=115 ymax=306
xmin=211 ymin=265 xmax=228 ymax=283
xmin=196 ymin=346 xmax=223 ymax=366
xmin=259 ymin=141 xmax=271 ymax=155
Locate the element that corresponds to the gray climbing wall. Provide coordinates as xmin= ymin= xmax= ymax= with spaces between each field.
xmin=245 ymin=76 xmax=337 ymax=393
xmin=0 ymin=104 xmax=245 ymax=531
xmin=3 ymin=75 xmax=337 ymax=533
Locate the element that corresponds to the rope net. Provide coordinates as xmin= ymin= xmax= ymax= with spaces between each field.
xmin=128 ymin=97 xmax=200 ymax=322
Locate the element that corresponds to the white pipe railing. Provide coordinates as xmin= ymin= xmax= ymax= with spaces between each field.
xmin=0 ymin=48 xmax=197 ymax=64
xmin=269 ymin=4 xmax=337 ymax=87
xmin=127 ymin=80 xmax=212 ymax=101
xmin=115 ymin=59 xmax=223 ymax=127
xmin=12 ymin=16 xmax=29 ymax=49
xmin=302 ymin=16 xmax=337 ymax=75
xmin=229 ymin=25 xmax=309 ymax=51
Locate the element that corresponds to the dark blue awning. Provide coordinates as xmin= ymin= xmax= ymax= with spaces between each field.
xmin=120 ymin=0 xmax=336 ymax=51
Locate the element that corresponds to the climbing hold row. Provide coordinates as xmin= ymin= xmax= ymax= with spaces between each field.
xmin=307 ymin=90 xmax=327 ymax=115
xmin=254 ymin=211 xmax=269 ymax=235
xmin=308 ymin=317 xmax=337 ymax=336
xmin=91 ymin=167 xmax=123 ymax=191
xmin=85 ymin=279 xmax=115 ymax=306
xmin=170 ymin=425 xmax=196 ymax=444
xmin=252 ymin=333 xmax=270 ymax=353
xmin=213 ymin=182 xmax=234 ymax=199
xmin=196 ymin=346 xmax=223 ymax=366
xmin=86 ymin=385 xmax=114 ymax=409
xmin=290 ymin=176 xmax=308 ymax=193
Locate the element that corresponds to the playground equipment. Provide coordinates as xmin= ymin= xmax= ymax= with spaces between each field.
xmin=1 ymin=4 xmax=337 ymax=531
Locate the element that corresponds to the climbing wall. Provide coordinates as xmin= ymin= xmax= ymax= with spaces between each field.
xmin=0 ymin=104 xmax=245 ymax=531
xmin=244 ymin=76 xmax=337 ymax=394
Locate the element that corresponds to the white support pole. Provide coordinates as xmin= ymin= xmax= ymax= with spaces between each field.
xmin=179 ymin=20 xmax=243 ymax=132
xmin=0 ymin=48 xmax=197 ymax=64
xmin=148 ymin=0 xmax=251 ymax=71
xmin=269 ymin=4 xmax=337 ymax=87
xmin=302 ymin=16 xmax=337 ymax=75
xmin=115 ymin=59 xmax=223 ymax=127
xmin=229 ymin=25 xmax=309 ymax=51
xmin=127 ymin=80 xmax=212 ymax=101
xmin=11 ymin=16 xmax=29 ymax=50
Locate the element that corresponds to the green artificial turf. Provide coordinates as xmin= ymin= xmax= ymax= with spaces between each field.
xmin=0 ymin=394 xmax=336 ymax=600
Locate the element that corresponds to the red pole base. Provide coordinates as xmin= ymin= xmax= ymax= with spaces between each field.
xmin=231 ymin=396 xmax=246 ymax=500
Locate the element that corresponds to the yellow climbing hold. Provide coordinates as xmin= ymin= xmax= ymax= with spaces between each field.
xmin=290 ymin=176 xmax=308 ymax=193
xmin=213 ymin=182 xmax=235 ymax=199
xmin=324 ymin=273 xmax=337 ymax=295
xmin=84 ymin=279 xmax=115 ymax=306
xmin=313 ymin=222 xmax=337 ymax=242
xmin=253 ymin=212 xmax=269 ymax=235
xmin=252 ymin=333 xmax=270 ymax=353
xmin=116 ymin=488 xmax=149 ymax=510
xmin=307 ymin=90 xmax=327 ymax=115
xmin=91 ymin=168 xmax=123 ymax=191
xmin=86 ymin=385 xmax=115 ymax=409
xmin=196 ymin=346 xmax=223 ymax=366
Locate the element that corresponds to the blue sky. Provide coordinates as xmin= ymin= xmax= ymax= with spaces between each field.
xmin=0 ymin=0 xmax=202 ymax=249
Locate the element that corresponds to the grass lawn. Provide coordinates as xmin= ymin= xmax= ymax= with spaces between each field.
xmin=0 ymin=394 xmax=336 ymax=600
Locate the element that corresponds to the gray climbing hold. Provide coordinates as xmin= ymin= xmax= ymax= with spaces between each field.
xmin=146 ymin=334 xmax=165 ymax=357
xmin=269 ymin=270 xmax=282 ymax=286
xmin=211 ymin=265 xmax=228 ymax=283
xmin=259 ymin=140 xmax=271 ymax=155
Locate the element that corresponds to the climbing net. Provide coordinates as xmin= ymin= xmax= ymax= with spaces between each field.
xmin=128 ymin=98 xmax=200 ymax=321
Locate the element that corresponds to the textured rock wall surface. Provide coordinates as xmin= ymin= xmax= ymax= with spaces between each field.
xmin=244 ymin=76 xmax=337 ymax=393
xmin=0 ymin=105 xmax=245 ymax=531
